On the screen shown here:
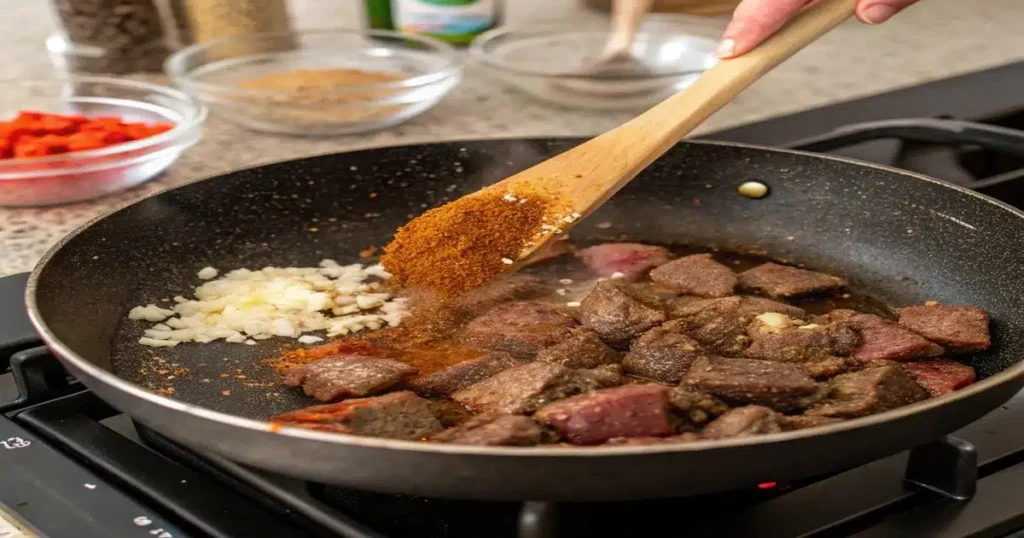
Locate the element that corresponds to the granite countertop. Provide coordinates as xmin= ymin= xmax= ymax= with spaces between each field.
xmin=1 ymin=0 xmax=1023 ymax=276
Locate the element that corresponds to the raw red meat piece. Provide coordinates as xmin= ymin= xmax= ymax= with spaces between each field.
xmin=576 ymin=243 xmax=671 ymax=280
xmin=534 ymin=384 xmax=673 ymax=445
xmin=901 ymin=358 xmax=977 ymax=396
xmin=848 ymin=314 xmax=941 ymax=362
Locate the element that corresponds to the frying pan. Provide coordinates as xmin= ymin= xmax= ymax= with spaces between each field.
xmin=25 ymin=134 xmax=1024 ymax=501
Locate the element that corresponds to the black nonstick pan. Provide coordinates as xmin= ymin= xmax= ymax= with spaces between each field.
xmin=25 ymin=132 xmax=1024 ymax=501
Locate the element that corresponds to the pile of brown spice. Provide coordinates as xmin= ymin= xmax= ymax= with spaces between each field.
xmin=380 ymin=187 xmax=564 ymax=296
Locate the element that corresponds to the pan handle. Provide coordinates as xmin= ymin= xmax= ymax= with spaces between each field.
xmin=781 ymin=118 xmax=1024 ymax=156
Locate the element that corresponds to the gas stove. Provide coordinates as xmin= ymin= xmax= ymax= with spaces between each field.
xmin=6 ymin=61 xmax=1024 ymax=538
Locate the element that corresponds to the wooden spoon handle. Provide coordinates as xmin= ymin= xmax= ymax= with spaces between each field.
xmin=600 ymin=0 xmax=654 ymax=58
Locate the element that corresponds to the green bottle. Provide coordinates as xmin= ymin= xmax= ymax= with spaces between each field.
xmin=364 ymin=0 xmax=502 ymax=46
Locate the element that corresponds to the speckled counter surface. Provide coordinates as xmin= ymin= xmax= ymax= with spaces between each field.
xmin=1 ymin=0 xmax=1023 ymax=276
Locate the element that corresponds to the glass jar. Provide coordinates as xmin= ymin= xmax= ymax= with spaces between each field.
xmin=364 ymin=0 xmax=503 ymax=46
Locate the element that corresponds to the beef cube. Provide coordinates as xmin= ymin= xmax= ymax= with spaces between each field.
xmin=649 ymin=254 xmax=738 ymax=297
xmin=683 ymin=356 xmax=822 ymax=412
xmin=451 ymin=361 xmax=583 ymax=414
xmin=738 ymin=262 xmax=846 ymax=298
xmin=667 ymin=296 xmax=806 ymax=356
xmin=902 ymin=358 xmax=977 ymax=396
xmin=802 ymin=356 xmax=855 ymax=380
xmin=668 ymin=295 xmax=805 ymax=320
xmin=578 ymin=280 xmax=666 ymax=344
xmin=777 ymin=414 xmax=843 ymax=431
xmin=807 ymin=365 xmax=929 ymax=418
xmin=576 ymin=363 xmax=628 ymax=389
xmin=702 ymin=406 xmax=781 ymax=439
xmin=899 ymin=304 xmax=991 ymax=352
xmin=463 ymin=301 xmax=578 ymax=358
xmin=455 ymin=275 xmax=552 ymax=316
xmin=536 ymin=328 xmax=621 ymax=369
xmin=271 ymin=391 xmax=443 ymax=440
xmin=667 ymin=386 xmax=730 ymax=424
xmin=744 ymin=314 xmax=860 ymax=366
xmin=606 ymin=433 xmax=702 ymax=446
xmin=622 ymin=324 xmax=706 ymax=383
xmin=534 ymin=384 xmax=673 ymax=445
xmin=848 ymin=314 xmax=940 ymax=362
xmin=429 ymin=400 xmax=474 ymax=427
xmin=405 ymin=351 xmax=523 ymax=397
xmin=432 ymin=414 xmax=545 ymax=446
xmin=283 ymin=355 xmax=418 ymax=402
xmin=576 ymin=243 xmax=671 ymax=280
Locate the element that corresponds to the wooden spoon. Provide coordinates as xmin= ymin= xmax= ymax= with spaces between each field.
xmin=382 ymin=0 xmax=855 ymax=293
xmin=510 ymin=0 xmax=856 ymax=265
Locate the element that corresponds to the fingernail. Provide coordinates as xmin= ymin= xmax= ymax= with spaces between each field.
xmin=860 ymin=4 xmax=896 ymax=24
xmin=715 ymin=38 xmax=736 ymax=59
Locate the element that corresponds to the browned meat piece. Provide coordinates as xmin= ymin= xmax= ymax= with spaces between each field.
xmin=898 ymin=304 xmax=991 ymax=353
xmin=451 ymin=361 xmax=586 ymax=414
xmin=576 ymin=363 xmax=628 ymax=389
xmin=534 ymin=384 xmax=674 ymax=445
xmin=576 ymin=243 xmax=671 ymax=280
xmin=283 ymin=356 xmax=418 ymax=402
xmin=802 ymin=357 xmax=856 ymax=380
xmin=578 ymin=280 xmax=666 ymax=345
xmin=536 ymin=328 xmax=621 ymax=369
xmin=702 ymin=406 xmax=781 ymax=439
xmin=463 ymin=301 xmax=578 ymax=358
xmin=807 ymin=365 xmax=929 ymax=418
xmin=777 ymin=414 xmax=843 ymax=431
xmin=668 ymin=295 xmax=805 ymax=320
xmin=667 ymin=386 xmax=730 ymax=424
xmin=683 ymin=356 xmax=822 ymax=412
xmin=901 ymin=358 xmax=977 ymax=396
xmin=649 ymin=254 xmax=738 ymax=297
xmin=605 ymin=433 xmax=702 ymax=445
xmin=848 ymin=314 xmax=941 ymax=362
xmin=271 ymin=391 xmax=443 ymax=440
xmin=454 ymin=275 xmax=552 ymax=316
xmin=432 ymin=414 xmax=546 ymax=446
xmin=405 ymin=351 xmax=523 ymax=397
xmin=622 ymin=324 xmax=706 ymax=383
xmin=667 ymin=296 xmax=806 ymax=356
xmin=745 ymin=313 xmax=859 ymax=363
xmin=738 ymin=262 xmax=846 ymax=298
xmin=429 ymin=400 xmax=473 ymax=427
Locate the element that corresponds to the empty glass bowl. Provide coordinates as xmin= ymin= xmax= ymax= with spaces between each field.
xmin=471 ymin=15 xmax=721 ymax=110
xmin=165 ymin=29 xmax=463 ymax=136
xmin=0 ymin=76 xmax=205 ymax=207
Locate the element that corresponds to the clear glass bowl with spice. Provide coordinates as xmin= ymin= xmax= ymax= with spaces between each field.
xmin=0 ymin=76 xmax=206 ymax=207
xmin=471 ymin=15 xmax=722 ymax=110
xmin=165 ymin=28 xmax=463 ymax=136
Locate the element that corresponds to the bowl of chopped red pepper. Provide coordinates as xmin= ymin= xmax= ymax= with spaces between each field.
xmin=0 ymin=76 xmax=206 ymax=206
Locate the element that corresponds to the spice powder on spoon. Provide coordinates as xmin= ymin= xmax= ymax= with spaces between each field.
xmin=381 ymin=187 xmax=570 ymax=297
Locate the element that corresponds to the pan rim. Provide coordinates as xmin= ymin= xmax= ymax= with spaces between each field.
xmin=25 ymin=136 xmax=1024 ymax=458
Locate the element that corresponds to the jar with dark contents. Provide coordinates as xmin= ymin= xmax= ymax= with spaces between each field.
xmin=49 ymin=0 xmax=170 ymax=74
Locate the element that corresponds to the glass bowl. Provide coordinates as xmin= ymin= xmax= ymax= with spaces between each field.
xmin=0 ymin=76 xmax=205 ymax=207
xmin=165 ymin=29 xmax=463 ymax=136
xmin=471 ymin=15 xmax=721 ymax=110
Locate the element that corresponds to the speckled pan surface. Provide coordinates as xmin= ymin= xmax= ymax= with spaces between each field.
xmin=26 ymin=139 xmax=1024 ymax=500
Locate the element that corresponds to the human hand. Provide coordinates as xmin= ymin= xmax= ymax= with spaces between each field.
xmin=716 ymin=0 xmax=923 ymax=58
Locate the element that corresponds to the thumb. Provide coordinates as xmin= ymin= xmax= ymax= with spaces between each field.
xmin=856 ymin=0 xmax=923 ymax=24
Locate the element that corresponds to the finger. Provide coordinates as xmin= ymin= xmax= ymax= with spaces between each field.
xmin=716 ymin=0 xmax=813 ymax=58
xmin=856 ymin=0 xmax=923 ymax=24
